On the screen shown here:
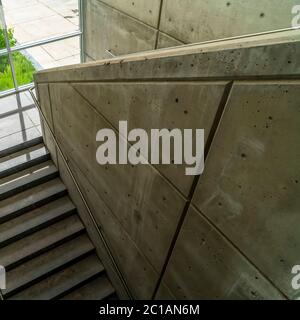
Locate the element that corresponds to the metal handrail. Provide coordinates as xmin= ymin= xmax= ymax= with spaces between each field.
xmin=0 ymin=31 xmax=82 ymax=58
xmin=0 ymin=0 xmax=84 ymax=97
xmin=29 ymin=87 xmax=132 ymax=300
xmin=0 ymin=83 xmax=36 ymax=98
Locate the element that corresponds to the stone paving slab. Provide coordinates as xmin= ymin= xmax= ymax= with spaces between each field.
xmin=2 ymin=0 xmax=80 ymax=70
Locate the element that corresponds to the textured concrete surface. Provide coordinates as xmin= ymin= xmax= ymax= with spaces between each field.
xmin=192 ymin=82 xmax=300 ymax=299
xmin=58 ymin=152 xmax=159 ymax=299
xmin=48 ymin=83 xmax=187 ymax=273
xmin=99 ymin=0 xmax=161 ymax=27
xmin=160 ymin=0 xmax=298 ymax=44
xmin=157 ymin=205 xmax=285 ymax=300
xmin=156 ymin=32 xmax=184 ymax=49
xmin=56 ymin=152 xmax=131 ymax=299
xmin=37 ymin=84 xmax=53 ymax=131
xmin=72 ymin=82 xmax=227 ymax=196
xmin=35 ymin=28 xmax=300 ymax=83
xmin=83 ymin=0 xmax=299 ymax=59
xmin=35 ymin=31 xmax=300 ymax=299
xmin=84 ymin=0 xmax=157 ymax=60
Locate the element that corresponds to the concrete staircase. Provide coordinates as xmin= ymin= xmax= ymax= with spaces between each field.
xmin=0 ymin=136 xmax=117 ymax=300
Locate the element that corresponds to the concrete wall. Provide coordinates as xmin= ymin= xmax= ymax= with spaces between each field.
xmin=35 ymin=30 xmax=300 ymax=299
xmin=83 ymin=0 xmax=298 ymax=60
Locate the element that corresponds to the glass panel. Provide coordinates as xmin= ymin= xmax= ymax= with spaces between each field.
xmin=0 ymin=54 xmax=14 ymax=91
xmin=0 ymin=91 xmax=35 ymax=115
xmin=0 ymin=93 xmax=40 ymax=140
xmin=12 ymin=50 xmax=36 ymax=87
xmin=2 ymin=0 xmax=79 ymax=47
xmin=1 ymin=1 xmax=15 ymax=92
xmin=24 ymin=36 xmax=80 ymax=70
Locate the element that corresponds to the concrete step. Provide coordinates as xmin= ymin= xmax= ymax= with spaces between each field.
xmin=0 ymin=131 xmax=118 ymax=300
xmin=0 ymin=134 xmax=42 ymax=159
xmin=0 ymin=197 xmax=76 ymax=249
xmin=0 ymin=144 xmax=50 ymax=179
xmin=61 ymin=274 xmax=115 ymax=300
xmin=0 ymin=178 xmax=67 ymax=224
xmin=3 ymin=234 xmax=95 ymax=298
xmin=0 ymin=215 xmax=85 ymax=270
xmin=9 ymin=255 xmax=105 ymax=300
xmin=0 ymin=160 xmax=59 ymax=201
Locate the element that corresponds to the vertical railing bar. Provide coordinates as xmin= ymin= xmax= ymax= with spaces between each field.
xmin=79 ymin=0 xmax=85 ymax=63
xmin=0 ymin=1 xmax=27 ymax=141
xmin=0 ymin=0 xmax=18 ymax=90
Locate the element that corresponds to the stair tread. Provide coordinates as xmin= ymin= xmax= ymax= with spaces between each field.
xmin=0 ymin=144 xmax=49 ymax=179
xmin=61 ymin=274 xmax=115 ymax=300
xmin=0 ymin=160 xmax=56 ymax=185
xmin=0 ymin=197 xmax=76 ymax=248
xmin=0 ymin=143 xmax=46 ymax=164
xmin=0 ymin=129 xmax=42 ymax=159
xmin=0 ymin=138 xmax=117 ymax=300
xmin=0 ymin=160 xmax=58 ymax=201
xmin=9 ymin=255 xmax=104 ymax=300
xmin=0 ymin=215 xmax=84 ymax=269
xmin=0 ymin=178 xmax=67 ymax=223
xmin=3 ymin=234 xmax=94 ymax=297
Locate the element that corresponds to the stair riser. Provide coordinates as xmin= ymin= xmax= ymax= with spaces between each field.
xmin=4 ymin=250 xmax=95 ymax=298
xmin=0 ymin=171 xmax=59 ymax=201
xmin=5 ymin=229 xmax=86 ymax=271
xmin=0 ymin=189 xmax=68 ymax=225
xmin=0 ymin=209 xmax=77 ymax=250
xmin=0 ymin=137 xmax=43 ymax=159
xmin=0 ymin=137 xmax=117 ymax=300
xmin=0 ymin=154 xmax=51 ymax=180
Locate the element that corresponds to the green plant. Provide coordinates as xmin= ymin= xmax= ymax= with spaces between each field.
xmin=0 ymin=28 xmax=35 ymax=91
xmin=0 ymin=28 xmax=17 ymax=72
xmin=0 ymin=28 xmax=17 ymax=49
xmin=0 ymin=52 xmax=36 ymax=91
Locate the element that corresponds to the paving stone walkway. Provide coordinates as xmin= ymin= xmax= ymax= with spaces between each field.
xmin=2 ymin=0 xmax=80 ymax=69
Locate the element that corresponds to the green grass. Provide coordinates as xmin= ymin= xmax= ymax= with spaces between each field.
xmin=0 ymin=28 xmax=36 ymax=91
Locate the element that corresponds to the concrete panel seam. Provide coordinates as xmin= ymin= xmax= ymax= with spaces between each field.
xmin=84 ymin=52 xmax=96 ymax=61
xmin=151 ymin=81 xmax=234 ymax=299
xmin=47 ymin=84 xmax=59 ymax=168
xmin=47 ymin=84 xmax=55 ymax=137
xmin=96 ymin=0 xmax=159 ymax=31
xmin=193 ymin=203 xmax=288 ymax=299
xmin=158 ymin=30 xmax=187 ymax=46
xmin=154 ymin=0 xmax=165 ymax=49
